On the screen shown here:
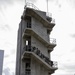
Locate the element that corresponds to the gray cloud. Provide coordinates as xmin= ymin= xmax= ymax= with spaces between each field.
xmin=3 ymin=67 xmax=14 ymax=75
xmin=60 ymin=58 xmax=75 ymax=74
xmin=3 ymin=68 xmax=10 ymax=75
xmin=58 ymin=62 xmax=75 ymax=75
xmin=0 ymin=0 xmax=37 ymax=10
xmin=68 ymin=0 xmax=75 ymax=7
xmin=57 ymin=49 xmax=75 ymax=75
xmin=0 ymin=24 xmax=11 ymax=31
xmin=25 ymin=0 xmax=37 ymax=2
xmin=55 ymin=0 xmax=62 ymax=8
xmin=48 ymin=0 xmax=62 ymax=8
xmin=48 ymin=0 xmax=58 ymax=2
xmin=49 ymin=0 xmax=75 ymax=8
xmin=64 ymin=64 xmax=75 ymax=73
xmin=0 ymin=0 xmax=13 ymax=9
xmin=0 ymin=0 xmax=13 ymax=4
xmin=4 ymin=42 xmax=16 ymax=57
xmin=0 ymin=0 xmax=36 ymax=5
xmin=71 ymin=49 xmax=75 ymax=52
xmin=12 ymin=72 xmax=15 ymax=75
xmin=70 ymin=34 xmax=75 ymax=38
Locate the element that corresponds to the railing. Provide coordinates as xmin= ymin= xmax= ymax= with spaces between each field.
xmin=50 ymin=38 xmax=56 ymax=44
xmin=51 ymin=18 xmax=55 ymax=23
xmin=24 ymin=2 xmax=55 ymax=24
xmin=52 ymin=61 xmax=58 ymax=68
xmin=46 ymin=12 xmax=55 ymax=23
xmin=24 ymin=2 xmax=39 ymax=10
xmin=23 ymin=45 xmax=58 ymax=68
xmin=46 ymin=12 xmax=52 ymax=18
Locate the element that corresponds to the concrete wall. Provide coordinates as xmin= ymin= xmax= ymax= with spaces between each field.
xmin=31 ymin=36 xmax=49 ymax=58
xmin=31 ymin=57 xmax=48 ymax=75
xmin=34 ymin=10 xmax=46 ymax=20
xmin=21 ymin=61 xmax=25 ymax=75
xmin=0 ymin=50 xmax=4 ymax=75
xmin=32 ymin=17 xmax=50 ymax=43
xmin=16 ymin=20 xmax=27 ymax=75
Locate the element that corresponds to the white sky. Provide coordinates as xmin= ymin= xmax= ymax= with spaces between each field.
xmin=0 ymin=0 xmax=75 ymax=75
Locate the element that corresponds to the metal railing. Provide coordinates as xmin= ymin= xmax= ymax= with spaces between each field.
xmin=46 ymin=12 xmax=52 ymax=18
xmin=46 ymin=12 xmax=56 ymax=23
xmin=50 ymin=38 xmax=56 ymax=44
xmin=23 ymin=45 xmax=58 ymax=68
xmin=24 ymin=2 xmax=39 ymax=10
xmin=52 ymin=61 xmax=58 ymax=68
xmin=24 ymin=45 xmax=32 ymax=51
xmin=51 ymin=18 xmax=55 ymax=23
xmin=24 ymin=2 xmax=55 ymax=24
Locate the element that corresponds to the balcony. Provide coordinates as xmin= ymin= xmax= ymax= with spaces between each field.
xmin=23 ymin=6 xmax=55 ymax=29
xmin=23 ymin=27 xmax=56 ymax=49
xmin=50 ymin=38 xmax=56 ymax=44
xmin=22 ymin=45 xmax=58 ymax=71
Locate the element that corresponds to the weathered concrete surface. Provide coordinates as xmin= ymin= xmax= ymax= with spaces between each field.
xmin=16 ymin=7 xmax=57 ymax=75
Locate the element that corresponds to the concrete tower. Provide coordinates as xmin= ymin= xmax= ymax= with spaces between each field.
xmin=16 ymin=3 xmax=58 ymax=75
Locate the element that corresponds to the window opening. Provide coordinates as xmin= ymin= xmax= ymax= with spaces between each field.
xmin=26 ymin=40 xmax=28 ymax=45
xmin=26 ymin=63 xmax=30 ymax=70
xmin=26 ymin=16 xmax=31 ymax=28
xmin=25 ymin=58 xmax=31 ymax=75
xmin=25 ymin=36 xmax=31 ymax=51
xmin=26 ymin=36 xmax=31 ymax=46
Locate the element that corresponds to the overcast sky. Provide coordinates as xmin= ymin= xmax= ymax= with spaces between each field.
xmin=0 ymin=0 xmax=75 ymax=75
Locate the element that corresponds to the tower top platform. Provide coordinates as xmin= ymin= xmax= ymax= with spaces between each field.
xmin=24 ymin=2 xmax=53 ymax=19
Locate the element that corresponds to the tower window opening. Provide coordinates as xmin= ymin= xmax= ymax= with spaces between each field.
xmin=26 ymin=40 xmax=28 ymax=45
xmin=25 ymin=58 xmax=31 ymax=75
xmin=26 ymin=40 xmax=31 ymax=51
xmin=27 ymin=22 xmax=31 ymax=28
xmin=26 ymin=16 xmax=31 ymax=28
xmin=26 ymin=63 xmax=31 ymax=70
xmin=25 ymin=36 xmax=31 ymax=51
xmin=26 ymin=40 xmax=31 ymax=46
xmin=25 ymin=36 xmax=31 ymax=46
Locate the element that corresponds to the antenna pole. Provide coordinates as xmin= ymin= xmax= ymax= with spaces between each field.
xmin=47 ymin=0 xmax=48 ymax=12
xmin=25 ymin=0 xmax=26 ymax=5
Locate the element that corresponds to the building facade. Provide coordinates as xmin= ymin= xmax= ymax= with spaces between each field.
xmin=0 ymin=50 xmax=4 ymax=75
xmin=16 ymin=3 xmax=58 ymax=75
